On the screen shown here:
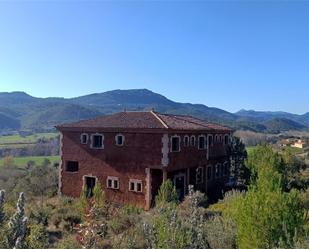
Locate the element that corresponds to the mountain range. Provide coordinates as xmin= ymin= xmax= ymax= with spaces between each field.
xmin=0 ymin=89 xmax=308 ymax=134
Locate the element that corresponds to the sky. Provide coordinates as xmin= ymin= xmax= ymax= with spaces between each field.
xmin=0 ymin=1 xmax=308 ymax=114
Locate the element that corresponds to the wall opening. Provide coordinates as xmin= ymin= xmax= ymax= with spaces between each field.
xmin=85 ymin=176 xmax=96 ymax=197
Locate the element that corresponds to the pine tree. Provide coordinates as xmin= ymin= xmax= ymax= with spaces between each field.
xmin=227 ymin=146 xmax=305 ymax=249
xmin=229 ymin=136 xmax=249 ymax=184
xmin=155 ymin=179 xmax=179 ymax=206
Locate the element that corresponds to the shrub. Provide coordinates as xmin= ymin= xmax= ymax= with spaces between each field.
xmin=143 ymin=206 xmax=191 ymax=249
xmin=93 ymin=181 xmax=105 ymax=209
xmin=155 ymin=179 xmax=178 ymax=206
xmin=56 ymin=235 xmax=81 ymax=249
xmin=26 ymin=224 xmax=48 ymax=249
xmin=2 ymin=155 xmax=15 ymax=168
xmin=204 ymin=216 xmax=236 ymax=249
xmin=229 ymin=152 xmax=305 ymax=249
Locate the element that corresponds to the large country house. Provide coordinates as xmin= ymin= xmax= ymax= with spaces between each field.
xmin=56 ymin=111 xmax=232 ymax=210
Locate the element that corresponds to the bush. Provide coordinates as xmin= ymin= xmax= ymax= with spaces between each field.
xmin=26 ymin=224 xmax=48 ymax=249
xmin=204 ymin=216 xmax=236 ymax=249
xmin=228 ymin=147 xmax=305 ymax=249
xmin=56 ymin=235 xmax=81 ymax=249
xmin=155 ymin=179 xmax=178 ymax=206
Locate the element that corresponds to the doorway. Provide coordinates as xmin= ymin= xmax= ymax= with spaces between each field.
xmin=173 ymin=173 xmax=186 ymax=200
xmin=84 ymin=176 xmax=96 ymax=198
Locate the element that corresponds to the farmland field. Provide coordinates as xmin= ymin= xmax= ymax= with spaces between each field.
xmin=0 ymin=132 xmax=58 ymax=145
xmin=0 ymin=155 xmax=60 ymax=167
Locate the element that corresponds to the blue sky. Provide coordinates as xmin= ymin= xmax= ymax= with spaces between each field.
xmin=0 ymin=1 xmax=308 ymax=114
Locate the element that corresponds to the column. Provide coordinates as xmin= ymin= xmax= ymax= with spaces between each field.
xmin=145 ymin=168 xmax=152 ymax=210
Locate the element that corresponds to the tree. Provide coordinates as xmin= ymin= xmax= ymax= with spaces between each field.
xmin=155 ymin=179 xmax=179 ymax=206
xmin=93 ymin=181 xmax=105 ymax=210
xmin=14 ymin=164 xmax=57 ymax=207
xmin=229 ymin=136 xmax=250 ymax=184
xmin=42 ymin=158 xmax=51 ymax=167
xmin=246 ymin=145 xmax=307 ymax=191
xmin=226 ymin=146 xmax=305 ymax=249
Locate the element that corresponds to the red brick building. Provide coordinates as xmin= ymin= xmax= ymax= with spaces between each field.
xmin=56 ymin=111 xmax=232 ymax=210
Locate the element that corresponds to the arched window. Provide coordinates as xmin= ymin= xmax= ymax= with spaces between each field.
xmin=215 ymin=163 xmax=221 ymax=178
xmin=196 ymin=167 xmax=204 ymax=184
xmin=90 ymin=134 xmax=104 ymax=149
xmin=223 ymin=161 xmax=229 ymax=176
xmin=115 ymin=134 xmax=125 ymax=146
xmin=190 ymin=135 xmax=196 ymax=146
xmin=171 ymin=135 xmax=181 ymax=152
xmin=207 ymin=165 xmax=212 ymax=180
xmin=198 ymin=135 xmax=206 ymax=150
xmin=224 ymin=135 xmax=229 ymax=145
xmin=208 ymin=135 xmax=213 ymax=146
xmin=80 ymin=133 xmax=88 ymax=144
xmin=184 ymin=135 xmax=190 ymax=147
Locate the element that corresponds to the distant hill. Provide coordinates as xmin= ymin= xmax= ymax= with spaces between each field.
xmin=0 ymin=113 xmax=20 ymax=130
xmin=263 ymin=118 xmax=307 ymax=133
xmin=236 ymin=109 xmax=309 ymax=126
xmin=0 ymin=89 xmax=307 ymax=133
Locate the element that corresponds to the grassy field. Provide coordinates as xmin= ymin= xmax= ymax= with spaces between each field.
xmin=246 ymin=146 xmax=256 ymax=154
xmin=0 ymin=155 xmax=60 ymax=167
xmin=0 ymin=132 xmax=58 ymax=145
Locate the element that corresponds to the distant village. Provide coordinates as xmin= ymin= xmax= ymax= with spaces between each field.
xmin=278 ymin=137 xmax=309 ymax=149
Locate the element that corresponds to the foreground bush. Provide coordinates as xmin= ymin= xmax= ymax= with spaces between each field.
xmin=225 ymin=146 xmax=306 ymax=249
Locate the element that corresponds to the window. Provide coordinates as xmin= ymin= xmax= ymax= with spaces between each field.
xmin=115 ymin=134 xmax=125 ymax=146
xmin=66 ymin=161 xmax=79 ymax=172
xmin=91 ymin=134 xmax=104 ymax=149
xmin=80 ymin=133 xmax=88 ymax=144
xmin=223 ymin=162 xmax=229 ymax=176
xmin=207 ymin=166 xmax=212 ymax=180
xmin=215 ymin=135 xmax=219 ymax=143
xmin=129 ymin=179 xmax=143 ymax=192
xmin=208 ymin=135 xmax=213 ymax=146
xmin=219 ymin=135 xmax=223 ymax=143
xmin=220 ymin=164 xmax=224 ymax=177
xmin=106 ymin=176 xmax=119 ymax=189
xmin=215 ymin=164 xmax=220 ymax=178
xmin=183 ymin=135 xmax=189 ymax=147
xmin=224 ymin=135 xmax=229 ymax=145
xmin=171 ymin=136 xmax=180 ymax=152
xmin=198 ymin=135 xmax=206 ymax=150
xmin=196 ymin=167 xmax=204 ymax=184
xmin=190 ymin=135 xmax=196 ymax=146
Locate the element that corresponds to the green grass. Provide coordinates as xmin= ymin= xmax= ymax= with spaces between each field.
xmin=0 ymin=132 xmax=58 ymax=145
xmin=281 ymin=146 xmax=304 ymax=155
xmin=0 ymin=155 xmax=60 ymax=167
xmin=246 ymin=146 xmax=256 ymax=154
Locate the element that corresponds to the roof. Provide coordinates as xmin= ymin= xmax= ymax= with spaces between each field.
xmin=56 ymin=111 xmax=232 ymax=132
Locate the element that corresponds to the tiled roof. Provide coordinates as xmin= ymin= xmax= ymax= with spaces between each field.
xmin=56 ymin=111 xmax=232 ymax=131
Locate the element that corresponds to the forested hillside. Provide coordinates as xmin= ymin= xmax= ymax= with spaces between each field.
xmin=0 ymin=89 xmax=308 ymax=133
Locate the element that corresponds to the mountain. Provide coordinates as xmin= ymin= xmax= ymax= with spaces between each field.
xmin=263 ymin=118 xmax=307 ymax=133
xmin=0 ymin=89 xmax=307 ymax=133
xmin=236 ymin=109 xmax=309 ymax=126
xmin=0 ymin=113 xmax=20 ymax=130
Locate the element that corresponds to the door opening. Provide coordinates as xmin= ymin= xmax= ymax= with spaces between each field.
xmin=173 ymin=173 xmax=186 ymax=200
xmin=85 ymin=176 xmax=96 ymax=198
